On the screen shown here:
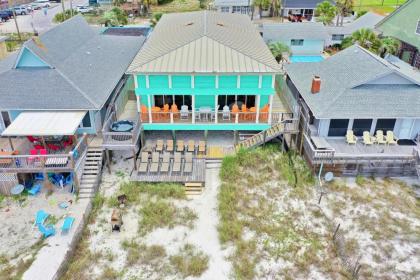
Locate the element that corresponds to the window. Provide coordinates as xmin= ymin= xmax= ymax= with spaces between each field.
xmin=221 ymin=6 xmax=229 ymax=13
xmin=80 ymin=112 xmax=92 ymax=128
xmin=232 ymin=6 xmax=249 ymax=14
xmin=328 ymin=119 xmax=349 ymax=137
xmin=232 ymin=6 xmax=241 ymax=13
xmin=291 ymin=39 xmax=304 ymax=46
xmin=375 ymin=119 xmax=396 ymax=133
xmin=332 ymin=34 xmax=345 ymax=41
xmin=352 ymin=119 xmax=373 ymax=136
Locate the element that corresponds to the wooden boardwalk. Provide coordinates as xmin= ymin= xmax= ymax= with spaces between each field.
xmin=131 ymin=158 xmax=206 ymax=183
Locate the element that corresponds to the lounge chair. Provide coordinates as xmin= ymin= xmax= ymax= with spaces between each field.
xmin=172 ymin=152 xmax=182 ymax=173
xmin=386 ymin=131 xmax=398 ymax=145
xmin=138 ymin=152 xmax=149 ymax=173
xmin=28 ymin=184 xmax=42 ymax=195
xmin=184 ymin=152 xmax=193 ymax=173
xmin=222 ymin=105 xmax=230 ymax=120
xmin=161 ymin=152 xmax=170 ymax=173
xmin=180 ymin=105 xmax=189 ymax=120
xmin=177 ymin=140 xmax=184 ymax=152
xmin=362 ymin=131 xmax=374 ymax=145
xmin=149 ymin=152 xmax=160 ymax=173
xmin=198 ymin=141 xmax=206 ymax=154
xmin=375 ymin=130 xmax=386 ymax=145
xmin=61 ymin=216 xmax=75 ymax=233
xmin=156 ymin=140 xmax=164 ymax=152
xmin=34 ymin=210 xmax=49 ymax=225
xmin=187 ymin=140 xmax=195 ymax=152
xmin=166 ymin=140 xmax=174 ymax=152
xmin=38 ymin=223 xmax=55 ymax=238
xmin=346 ymin=130 xmax=357 ymax=145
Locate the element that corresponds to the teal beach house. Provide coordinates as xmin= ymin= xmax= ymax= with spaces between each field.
xmin=127 ymin=11 xmax=288 ymax=134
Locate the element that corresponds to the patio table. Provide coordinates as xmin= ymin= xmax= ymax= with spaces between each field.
xmin=45 ymin=157 xmax=68 ymax=168
xmin=11 ymin=184 xmax=24 ymax=195
xmin=199 ymin=107 xmax=212 ymax=122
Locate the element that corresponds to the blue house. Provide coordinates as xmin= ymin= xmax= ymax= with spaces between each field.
xmin=0 ymin=15 xmax=145 ymax=135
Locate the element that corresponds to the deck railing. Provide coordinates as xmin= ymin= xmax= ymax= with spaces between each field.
xmin=140 ymin=111 xmax=295 ymax=126
xmin=0 ymin=134 xmax=88 ymax=173
xmin=102 ymin=111 xmax=141 ymax=149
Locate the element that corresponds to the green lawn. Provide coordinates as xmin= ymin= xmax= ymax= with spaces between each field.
xmin=353 ymin=0 xmax=406 ymax=15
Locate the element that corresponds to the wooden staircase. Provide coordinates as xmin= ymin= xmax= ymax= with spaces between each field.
xmin=184 ymin=182 xmax=204 ymax=198
xmin=78 ymin=148 xmax=103 ymax=199
xmin=235 ymin=123 xmax=286 ymax=149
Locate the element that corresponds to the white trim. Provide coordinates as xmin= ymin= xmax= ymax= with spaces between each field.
xmin=147 ymin=95 xmax=152 ymax=123
xmin=370 ymin=119 xmax=377 ymax=135
xmin=237 ymin=75 xmax=240 ymax=88
xmin=258 ymin=75 xmax=262 ymax=89
xmin=133 ymin=74 xmax=138 ymax=88
xmin=168 ymin=75 xmax=172 ymax=88
xmin=215 ymin=95 xmax=218 ymax=123
xmin=146 ymin=75 xmax=150 ymax=88
xmin=192 ymin=95 xmax=196 ymax=123
xmin=191 ymin=75 xmax=195 ymax=88
xmin=268 ymin=95 xmax=273 ymax=124
xmin=256 ymin=95 xmax=260 ymax=123
xmin=215 ymin=75 xmax=219 ymax=89
xmin=136 ymin=95 xmax=140 ymax=113
xmin=271 ymin=74 xmax=275 ymax=88
xmin=347 ymin=119 xmax=354 ymax=131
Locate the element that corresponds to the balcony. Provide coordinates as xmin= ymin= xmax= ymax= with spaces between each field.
xmin=101 ymin=111 xmax=141 ymax=150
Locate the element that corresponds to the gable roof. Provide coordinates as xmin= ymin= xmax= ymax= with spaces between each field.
xmin=376 ymin=0 xmax=420 ymax=49
xmin=327 ymin=12 xmax=384 ymax=36
xmin=0 ymin=15 xmax=145 ymax=111
xmin=127 ymin=11 xmax=281 ymax=73
xmin=285 ymin=45 xmax=420 ymax=119
xmin=263 ymin=22 xmax=329 ymax=42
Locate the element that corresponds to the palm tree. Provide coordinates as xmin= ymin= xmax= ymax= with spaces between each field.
xmin=251 ymin=0 xmax=270 ymax=20
xmin=379 ymin=37 xmax=400 ymax=58
xmin=315 ymin=1 xmax=336 ymax=25
xmin=269 ymin=42 xmax=290 ymax=62
xmin=350 ymin=28 xmax=381 ymax=53
xmin=336 ymin=0 xmax=353 ymax=26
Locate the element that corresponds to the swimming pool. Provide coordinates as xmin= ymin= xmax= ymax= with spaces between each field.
xmin=290 ymin=55 xmax=324 ymax=63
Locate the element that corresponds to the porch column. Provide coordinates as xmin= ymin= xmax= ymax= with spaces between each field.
xmin=255 ymin=95 xmax=260 ymax=124
xmin=147 ymin=95 xmax=152 ymax=124
xmin=136 ymin=95 xmax=141 ymax=113
xmin=268 ymin=94 xmax=274 ymax=124
xmin=192 ymin=95 xmax=196 ymax=124
xmin=8 ymin=137 xmax=14 ymax=151
xmin=214 ymin=95 xmax=218 ymax=123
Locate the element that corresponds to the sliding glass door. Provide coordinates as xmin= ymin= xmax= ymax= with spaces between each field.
xmin=328 ymin=119 xmax=349 ymax=137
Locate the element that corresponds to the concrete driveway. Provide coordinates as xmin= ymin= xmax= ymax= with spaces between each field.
xmin=0 ymin=0 xmax=88 ymax=34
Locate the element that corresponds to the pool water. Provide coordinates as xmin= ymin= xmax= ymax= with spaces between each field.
xmin=290 ymin=55 xmax=324 ymax=63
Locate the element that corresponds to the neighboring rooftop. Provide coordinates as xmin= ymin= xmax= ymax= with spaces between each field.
xmin=127 ymin=11 xmax=281 ymax=73
xmin=285 ymin=45 xmax=420 ymax=119
xmin=263 ymin=22 xmax=329 ymax=42
xmin=327 ymin=12 xmax=384 ymax=35
xmin=283 ymin=0 xmax=332 ymax=9
xmin=102 ymin=26 xmax=151 ymax=37
xmin=213 ymin=0 xmax=250 ymax=6
xmin=376 ymin=0 xmax=420 ymax=48
xmin=0 ymin=15 xmax=145 ymax=111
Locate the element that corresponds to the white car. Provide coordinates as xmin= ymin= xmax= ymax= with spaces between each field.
xmin=32 ymin=0 xmax=51 ymax=9
xmin=76 ymin=5 xmax=93 ymax=14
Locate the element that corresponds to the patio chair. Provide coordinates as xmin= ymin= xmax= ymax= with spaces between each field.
xmin=28 ymin=184 xmax=42 ymax=195
xmin=166 ymin=140 xmax=174 ymax=152
xmin=38 ymin=223 xmax=55 ymax=238
xmin=156 ymin=140 xmax=164 ymax=152
xmin=386 ymin=131 xmax=398 ymax=145
xmin=138 ymin=152 xmax=149 ymax=173
xmin=184 ymin=152 xmax=193 ymax=173
xmin=177 ymin=140 xmax=185 ymax=152
xmin=180 ymin=105 xmax=189 ymax=120
xmin=198 ymin=141 xmax=206 ymax=154
xmin=34 ymin=210 xmax=49 ymax=227
xmin=149 ymin=152 xmax=160 ymax=173
xmin=28 ymin=149 xmax=38 ymax=165
xmin=375 ymin=130 xmax=386 ymax=145
xmin=172 ymin=152 xmax=182 ymax=173
xmin=222 ymin=105 xmax=230 ymax=120
xmin=161 ymin=152 xmax=170 ymax=173
xmin=362 ymin=131 xmax=374 ymax=145
xmin=346 ymin=130 xmax=357 ymax=145
xmin=61 ymin=216 xmax=75 ymax=234
xmin=187 ymin=140 xmax=195 ymax=153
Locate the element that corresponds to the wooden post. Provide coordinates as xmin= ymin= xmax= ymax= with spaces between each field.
xmin=140 ymin=128 xmax=145 ymax=149
xmin=105 ymin=149 xmax=111 ymax=174
xmin=132 ymin=148 xmax=137 ymax=170
xmin=172 ymin=130 xmax=176 ymax=143
xmin=8 ymin=137 xmax=14 ymax=151
xmin=204 ymin=130 xmax=208 ymax=142
xmin=41 ymin=136 xmax=47 ymax=149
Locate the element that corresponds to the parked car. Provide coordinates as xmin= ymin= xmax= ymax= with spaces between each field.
xmin=0 ymin=11 xmax=10 ymax=22
xmin=31 ymin=1 xmax=51 ymax=10
xmin=76 ymin=5 xmax=93 ymax=14
xmin=0 ymin=9 xmax=14 ymax=18
xmin=14 ymin=6 xmax=29 ymax=15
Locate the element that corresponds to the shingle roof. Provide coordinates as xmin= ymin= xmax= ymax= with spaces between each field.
xmin=326 ymin=12 xmax=384 ymax=35
xmin=0 ymin=15 xmax=145 ymax=111
xmin=263 ymin=22 xmax=329 ymax=42
xmin=283 ymin=0 xmax=332 ymax=9
xmin=285 ymin=45 xmax=420 ymax=119
xmin=127 ymin=11 xmax=281 ymax=73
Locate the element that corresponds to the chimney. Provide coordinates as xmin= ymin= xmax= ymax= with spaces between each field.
xmin=311 ymin=76 xmax=321 ymax=94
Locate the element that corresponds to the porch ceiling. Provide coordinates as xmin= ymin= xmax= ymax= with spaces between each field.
xmin=1 ymin=111 xmax=87 ymax=137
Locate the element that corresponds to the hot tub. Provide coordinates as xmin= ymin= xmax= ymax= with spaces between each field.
xmin=110 ymin=120 xmax=134 ymax=141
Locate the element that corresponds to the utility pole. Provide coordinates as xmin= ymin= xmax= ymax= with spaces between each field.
xmin=8 ymin=0 xmax=21 ymax=41
xmin=70 ymin=0 xmax=73 ymax=17
xmin=61 ymin=0 xmax=66 ymax=20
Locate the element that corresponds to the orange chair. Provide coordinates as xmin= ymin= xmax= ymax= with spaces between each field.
xmin=232 ymin=104 xmax=239 ymax=120
xmin=249 ymin=107 xmax=256 ymax=121
xmin=152 ymin=106 xmax=161 ymax=121
xmin=141 ymin=105 xmax=148 ymax=122
xmin=241 ymin=104 xmax=248 ymax=121
xmin=260 ymin=104 xmax=269 ymax=122
xmin=163 ymin=104 xmax=170 ymax=121
xmin=171 ymin=104 xmax=179 ymax=120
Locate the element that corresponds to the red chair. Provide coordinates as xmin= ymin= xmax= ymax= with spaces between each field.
xmin=28 ymin=149 xmax=38 ymax=165
xmin=47 ymin=143 xmax=60 ymax=152
xmin=27 ymin=136 xmax=39 ymax=143
xmin=40 ymin=149 xmax=47 ymax=155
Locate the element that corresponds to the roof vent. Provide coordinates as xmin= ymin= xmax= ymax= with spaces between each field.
xmin=311 ymin=76 xmax=321 ymax=94
xmin=216 ymin=22 xmax=224 ymax=27
xmin=185 ymin=22 xmax=194 ymax=26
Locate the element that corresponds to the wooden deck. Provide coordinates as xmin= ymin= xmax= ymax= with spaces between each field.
xmin=131 ymin=158 xmax=206 ymax=183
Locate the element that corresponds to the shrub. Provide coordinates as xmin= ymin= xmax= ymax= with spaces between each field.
xmin=170 ymin=244 xmax=209 ymax=277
